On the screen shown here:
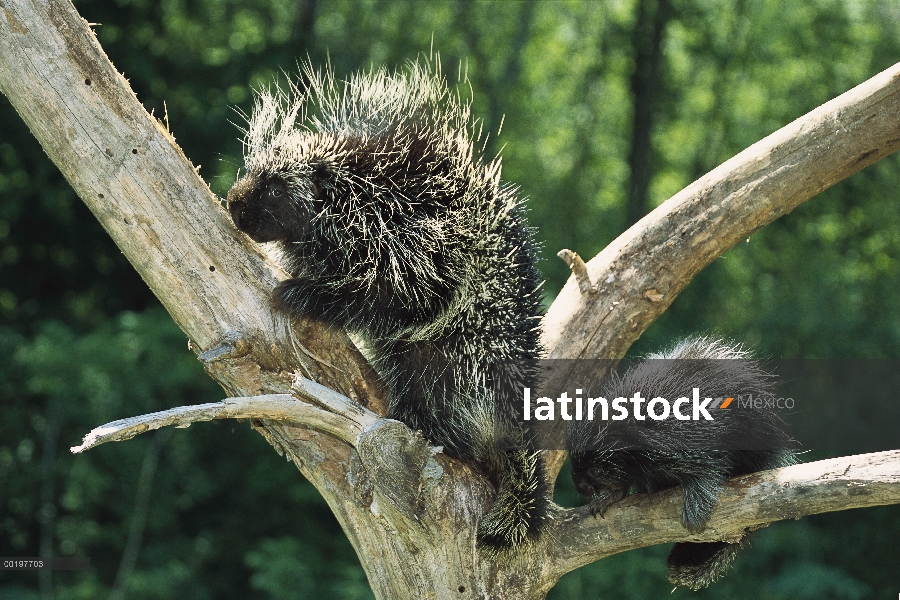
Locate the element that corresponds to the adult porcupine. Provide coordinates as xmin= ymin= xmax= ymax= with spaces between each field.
xmin=226 ymin=62 xmax=547 ymax=548
xmin=567 ymin=336 xmax=796 ymax=589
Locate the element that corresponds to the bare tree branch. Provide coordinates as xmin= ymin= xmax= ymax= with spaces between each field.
xmin=70 ymin=392 xmax=378 ymax=453
xmin=543 ymin=62 xmax=900 ymax=362
xmin=556 ymin=249 xmax=598 ymax=295
xmin=70 ymin=381 xmax=900 ymax=588
xmin=547 ymin=450 xmax=900 ymax=577
xmin=539 ymin=62 xmax=900 ymax=481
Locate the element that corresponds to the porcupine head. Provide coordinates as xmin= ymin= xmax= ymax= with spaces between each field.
xmin=225 ymin=62 xmax=475 ymax=338
xmin=225 ymin=61 xmax=549 ymax=550
xmin=568 ymin=336 xmax=796 ymax=589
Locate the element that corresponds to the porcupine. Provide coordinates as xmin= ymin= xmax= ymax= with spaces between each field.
xmin=567 ymin=336 xmax=796 ymax=589
xmin=226 ymin=61 xmax=548 ymax=548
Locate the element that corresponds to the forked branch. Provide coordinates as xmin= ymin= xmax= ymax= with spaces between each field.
xmin=70 ymin=378 xmax=381 ymax=453
xmin=69 ymin=386 xmax=900 ymax=586
xmin=3 ymin=1 xmax=900 ymax=597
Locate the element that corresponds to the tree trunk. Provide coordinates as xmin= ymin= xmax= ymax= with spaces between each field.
xmin=3 ymin=1 xmax=900 ymax=598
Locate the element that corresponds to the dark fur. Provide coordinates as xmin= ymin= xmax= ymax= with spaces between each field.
xmin=567 ymin=336 xmax=796 ymax=589
xmin=227 ymin=62 xmax=548 ymax=549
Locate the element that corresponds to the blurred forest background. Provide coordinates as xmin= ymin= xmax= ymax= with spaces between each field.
xmin=2 ymin=0 xmax=899 ymax=598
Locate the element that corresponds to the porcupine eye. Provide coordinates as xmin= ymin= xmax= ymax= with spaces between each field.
xmin=588 ymin=466 xmax=604 ymax=481
xmin=264 ymin=180 xmax=287 ymax=202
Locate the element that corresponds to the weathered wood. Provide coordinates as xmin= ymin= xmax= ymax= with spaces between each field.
xmin=70 ymin=386 xmax=900 ymax=593
xmin=70 ymin=386 xmax=381 ymax=453
xmin=548 ymin=450 xmax=900 ymax=577
xmin=539 ymin=62 xmax=900 ymax=480
xmin=3 ymin=0 xmax=900 ymax=598
xmin=542 ymin=63 xmax=900 ymax=362
xmin=0 ymin=0 xmax=384 ymax=408
xmin=0 ymin=2 xmax=542 ymax=597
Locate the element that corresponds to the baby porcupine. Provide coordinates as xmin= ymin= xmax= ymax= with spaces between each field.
xmin=226 ymin=62 xmax=548 ymax=549
xmin=567 ymin=336 xmax=796 ymax=590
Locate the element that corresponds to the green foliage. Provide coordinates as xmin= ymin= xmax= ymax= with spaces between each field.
xmin=0 ymin=311 xmax=358 ymax=598
xmin=2 ymin=0 xmax=900 ymax=597
xmin=245 ymin=537 xmax=374 ymax=600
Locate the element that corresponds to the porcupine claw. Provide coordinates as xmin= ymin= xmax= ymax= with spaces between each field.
xmin=588 ymin=487 xmax=626 ymax=518
xmin=588 ymin=497 xmax=605 ymax=518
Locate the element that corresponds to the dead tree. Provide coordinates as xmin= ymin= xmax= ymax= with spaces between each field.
xmin=2 ymin=1 xmax=900 ymax=598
